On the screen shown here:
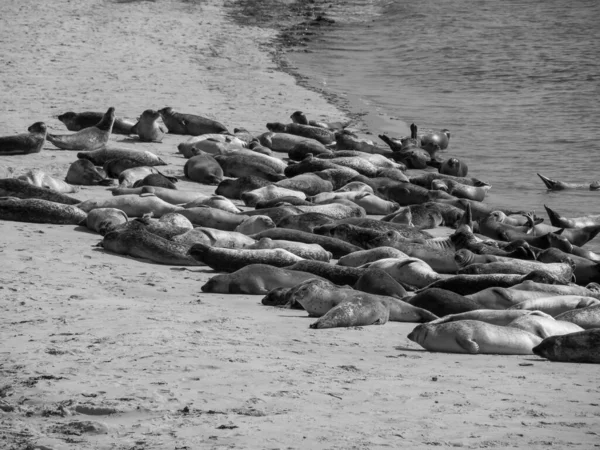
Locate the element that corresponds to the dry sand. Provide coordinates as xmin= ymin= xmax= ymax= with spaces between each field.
xmin=1 ymin=0 xmax=599 ymax=449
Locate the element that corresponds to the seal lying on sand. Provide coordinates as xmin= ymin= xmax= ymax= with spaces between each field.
xmin=309 ymin=298 xmax=390 ymax=329
xmin=0 ymin=197 xmax=87 ymax=225
xmin=533 ymin=329 xmax=600 ymax=363
xmin=0 ymin=178 xmax=81 ymax=205
xmin=158 ymin=107 xmax=228 ymax=135
xmin=78 ymin=147 xmax=166 ymax=167
xmin=201 ymin=264 xmax=328 ymax=295
xmin=66 ymin=160 xmax=113 ymax=186
xmin=408 ymin=320 xmax=543 ymax=355
xmin=17 ymin=168 xmax=79 ymax=194
xmin=47 ymin=107 xmax=115 ymax=151
xmin=58 ymin=110 xmax=135 ymax=135
xmin=189 ymin=243 xmax=303 ymax=272
xmin=0 ymin=122 xmax=47 ymax=155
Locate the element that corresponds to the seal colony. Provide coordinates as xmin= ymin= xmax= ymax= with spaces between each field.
xmin=2 ymin=104 xmax=599 ymax=365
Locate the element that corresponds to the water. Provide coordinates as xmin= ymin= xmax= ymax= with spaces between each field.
xmin=285 ymin=0 xmax=600 ymax=250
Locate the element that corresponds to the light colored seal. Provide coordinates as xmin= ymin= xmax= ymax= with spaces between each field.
xmin=275 ymin=173 xmax=333 ymax=196
xmin=439 ymin=158 xmax=468 ymax=177
xmin=408 ymin=320 xmax=543 ymax=355
xmin=246 ymin=237 xmax=332 ymax=262
xmin=309 ymin=298 xmax=390 ymax=329
xmin=290 ymin=111 xmax=350 ymax=131
xmin=100 ymin=227 xmax=201 ymax=266
xmin=336 ymin=130 xmax=392 ymax=155
xmin=201 ymin=264 xmax=328 ymax=295
xmin=182 ymin=195 xmax=241 ymax=214
xmin=533 ymin=329 xmax=600 ymax=363
xmin=86 ymin=208 xmax=129 ymax=235
xmin=214 ymin=154 xmax=285 ymax=182
xmin=510 ymin=280 xmax=600 ymax=300
xmin=466 ymin=287 xmax=555 ymax=310
xmin=78 ymin=147 xmax=166 ymax=167
xmin=47 ymin=107 xmax=115 ymax=150
xmin=177 ymin=207 xmax=248 ymax=231
xmin=266 ymin=122 xmax=335 ymax=145
xmin=0 ymin=178 xmax=80 ymax=205
xmin=507 ymin=314 xmax=584 ymax=339
xmin=76 ymin=193 xmax=183 ymax=218
xmin=337 ymin=247 xmax=410 ymax=268
xmin=360 ymin=258 xmax=442 ymax=290
xmin=242 ymin=185 xmax=306 ymax=207
xmin=158 ymin=107 xmax=228 ymax=135
xmin=431 ymin=178 xmax=491 ymax=202
xmin=0 ymin=122 xmax=47 ymax=155
xmin=17 ymin=168 xmax=79 ymax=194
xmin=57 ymin=110 xmax=135 ymax=135
xmin=509 ymin=296 xmax=600 ymax=317
xmin=66 ymin=160 xmax=113 ymax=186
xmin=158 ymin=212 xmax=193 ymax=230
xmin=172 ymin=227 xmax=255 ymax=249
xmin=0 ymin=197 xmax=87 ymax=225
xmin=131 ymin=109 xmax=168 ymax=142
xmin=430 ymin=309 xmax=553 ymax=327
xmin=259 ymin=131 xmax=324 ymax=153
xmin=457 ymin=260 xmax=575 ymax=283
xmin=184 ymin=152 xmax=223 ymax=185
xmin=234 ymin=215 xmax=276 ymax=235
xmin=537 ymin=173 xmax=600 ymax=191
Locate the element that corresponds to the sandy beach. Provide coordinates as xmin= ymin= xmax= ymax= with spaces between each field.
xmin=1 ymin=1 xmax=599 ymax=449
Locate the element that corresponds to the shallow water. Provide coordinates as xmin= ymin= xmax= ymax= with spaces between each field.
xmin=284 ymin=0 xmax=600 ymax=251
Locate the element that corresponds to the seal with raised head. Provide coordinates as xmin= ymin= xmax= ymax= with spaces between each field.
xmin=544 ymin=204 xmax=600 ymax=229
xmin=0 ymin=178 xmax=81 ymax=205
xmin=408 ymin=320 xmax=543 ymax=354
xmin=158 ymin=107 xmax=228 ymax=135
xmin=57 ymin=110 xmax=135 ymax=135
xmin=47 ymin=107 xmax=114 ymax=151
xmin=234 ymin=215 xmax=276 ymax=235
xmin=131 ymin=109 xmax=168 ymax=142
xmin=201 ymin=264 xmax=328 ymax=295
xmin=537 ymin=173 xmax=600 ymax=191
xmin=0 ymin=197 xmax=87 ymax=225
xmin=533 ymin=329 xmax=600 ymax=363
xmin=66 ymin=160 xmax=113 ymax=186
xmin=0 ymin=122 xmax=47 ymax=155
xmin=439 ymin=158 xmax=468 ymax=177
xmin=184 ymin=152 xmax=223 ymax=185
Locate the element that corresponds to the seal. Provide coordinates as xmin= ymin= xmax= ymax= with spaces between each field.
xmin=439 ymin=158 xmax=468 ymax=177
xmin=78 ymin=147 xmax=166 ymax=167
xmin=292 ymin=202 xmax=366 ymax=220
xmin=288 ymin=140 xmax=332 ymax=160
xmin=510 ymin=280 xmax=600 ymax=300
xmin=408 ymin=320 xmax=543 ymax=354
xmin=99 ymin=227 xmax=200 ymax=266
xmin=184 ymin=152 xmax=223 ymax=185
xmin=290 ymin=111 xmax=350 ymax=131
xmin=337 ymin=247 xmax=410 ymax=268
xmin=234 ymin=215 xmax=276 ymax=235
xmin=457 ymin=260 xmax=575 ymax=284
xmin=172 ymin=227 xmax=255 ymax=249
xmin=309 ymin=298 xmax=390 ymax=329
xmin=430 ymin=309 xmax=553 ymax=327
xmin=533 ymin=329 xmax=600 ymax=363
xmin=104 ymin=160 xmax=155 ymax=180
xmin=554 ymin=305 xmax=600 ymax=329
xmin=537 ymin=247 xmax=600 ymax=286
xmin=375 ymin=167 xmax=410 ymax=182
xmin=383 ymin=202 xmax=464 ymax=229
xmin=47 ymin=107 xmax=115 ymax=151
xmin=0 ymin=197 xmax=87 ymax=225
xmin=178 ymin=207 xmax=248 ymax=231
xmin=313 ymin=167 xmax=362 ymax=190
xmin=259 ymin=131 xmax=324 ymax=153
xmin=132 ymin=173 xmax=178 ymax=190
xmin=242 ymin=205 xmax=303 ymax=224
xmin=0 ymin=178 xmax=81 ymax=205
xmin=214 ymin=154 xmax=285 ymax=182
xmin=361 ymin=258 xmax=442 ymax=290
xmin=190 ymin=243 xmax=303 ymax=272
xmin=507 ymin=314 xmax=584 ymax=339
xmin=183 ymin=195 xmax=241 ymax=214
xmin=246 ymin=237 xmax=332 ymax=262
xmin=250 ymin=228 xmax=362 ymax=258
xmin=409 ymin=172 xmax=488 ymax=189
xmin=215 ymin=176 xmax=273 ymax=200
xmin=242 ymin=185 xmax=306 ymax=207
xmin=66 ymin=159 xmax=113 ymax=186
xmin=177 ymin=134 xmax=246 ymax=157
xmin=283 ymin=260 xmax=367 ymax=286
xmin=275 ymin=173 xmax=333 ymax=197
xmin=336 ymin=130 xmax=393 ymax=155
xmin=318 ymin=151 xmax=402 ymax=170
xmin=0 ymin=122 xmax=47 ymax=155
xmin=17 ymin=168 xmax=79 ymax=194
xmin=509 ymin=296 xmax=600 ymax=317
xmin=255 ymin=196 xmax=314 ymax=209
xmin=112 ymin=186 xmax=209 ymax=205
xmin=76 ymin=193 xmax=183 ymax=218
xmin=85 ymin=208 xmax=129 ymax=235
xmin=158 ymin=107 xmax=228 ymax=135
xmin=158 ymin=212 xmax=193 ymax=230
xmin=57 ymin=110 xmax=135 ymax=135
xmin=420 ymin=128 xmax=451 ymax=151
xmin=131 ymin=109 xmax=168 ymax=142
xmin=466 ymin=287 xmax=558 ymax=310
xmin=353 ymin=268 xmax=408 ymax=299
xmin=275 ymin=212 xmax=336 ymax=233
xmin=537 ymin=173 xmax=600 ymax=191
xmin=431 ymin=178 xmax=491 ymax=202
xmin=544 ymin=204 xmax=600 ymax=229
xmin=408 ymin=288 xmax=487 ymax=316
xmin=200 ymin=264 xmax=328 ymax=295
xmin=266 ymin=122 xmax=335 ymax=145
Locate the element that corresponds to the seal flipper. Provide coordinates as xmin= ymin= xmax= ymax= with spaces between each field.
xmin=456 ymin=336 xmax=479 ymax=354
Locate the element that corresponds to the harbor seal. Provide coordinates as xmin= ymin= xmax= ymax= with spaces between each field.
xmin=242 ymin=185 xmax=306 ymax=207
xmin=17 ymin=168 xmax=79 ymax=194
xmin=0 ymin=178 xmax=80 ymax=205
xmin=85 ymin=208 xmax=128 ymax=235
xmin=533 ymin=329 xmax=600 ymax=363
xmin=407 ymin=288 xmax=482 ymax=317
xmin=554 ymin=305 xmax=600 ymax=329
xmin=158 ymin=107 xmax=228 ymax=135
xmin=66 ymin=160 xmax=113 ymax=186
xmin=507 ymin=314 xmax=584 ymax=339
xmin=537 ymin=173 xmax=600 ymax=191
xmin=234 ymin=215 xmax=276 ymax=235
xmin=214 ymin=154 xmax=285 ymax=182
xmin=266 ymin=122 xmax=335 ymax=145
xmin=201 ymin=264 xmax=328 ymax=295
xmin=288 ymin=140 xmax=332 ymax=160
xmin=0 ymin=122 xmax=47 ymax=155
xmin=57 ymin=110 xmax=135 ymax=135
xmin=47 ymin=107 xmax=114 ymax=151
xmin=439 ymin=158 xmax=468 ymax=177
xmin=408 ymin=320 xmax=543 ymax=354
xmin=337 ymin=247 xmax=410 ymax=268
xmin=290 ymin=111 xmax=350 ymax=131
xmin=78 ymin=147 xmax=166 ymax=167
xmin=544 ymin=204 xmax=600 ymax=229
xmin=184 ymin=152 xmax=223 ymax=185
xmin=509 ymin=296 xmax=600 ymax=317
xmin=132 ymin=173 xmax=178 ymax=190
xmin=353 ymin=269 xmax=408 ymax=299
xmin=309 ymin=298 xmax=390 ymax=329
xmin=0 ymin=197 xmax=87 ymax=225
xmin=215 ymin=176 xmax=273 ymax=200
xmin=275 ymin=212 xmax=336 ymax=233
xmin=76 ymin=193 xmax=183 ymax=218
xmin=430 ymin=309 xmax=552 ymax=327
xmin=178 ymin=207 xmax=248 ymax=230
xmin=190 ymin=243 xmax=303 ymax=272
xmin=283 ymin=260 xmax=367 ymax=286
xmin=275 ymin=173 xmax=333 ymax=197
xmin=360 ymin=258 xmax=442 ymax=290
xmin=131 ymin=109 xmax=168 ymax=142
xmin=246 ymin=237 xmax=332 ymax=262
xmin=100 ymin=227 xmax=200 ymax=266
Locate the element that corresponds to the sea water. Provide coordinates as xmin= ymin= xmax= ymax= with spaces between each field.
xmin=286 ymin=0 xmax=600 ymax=250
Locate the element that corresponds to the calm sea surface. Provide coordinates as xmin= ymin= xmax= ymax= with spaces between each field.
xmin=286 ymin=0 xmax=600 ymax=250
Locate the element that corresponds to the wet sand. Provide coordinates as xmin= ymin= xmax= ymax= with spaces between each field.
xmin=1 ymin=1 xmax=599 ymax=449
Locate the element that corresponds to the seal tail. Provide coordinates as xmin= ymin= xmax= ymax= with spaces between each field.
xmin=537 ymin=173 xmax=557 ymax=190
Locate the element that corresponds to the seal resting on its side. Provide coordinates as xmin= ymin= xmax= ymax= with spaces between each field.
xmin=533 ymin=329 xmax=600 ymax=363
xmin=158 ymin=107 xmax=228 ymax=135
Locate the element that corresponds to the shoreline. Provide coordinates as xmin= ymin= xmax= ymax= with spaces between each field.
xmin=1 ymin=1 xmax=598 ymax=449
